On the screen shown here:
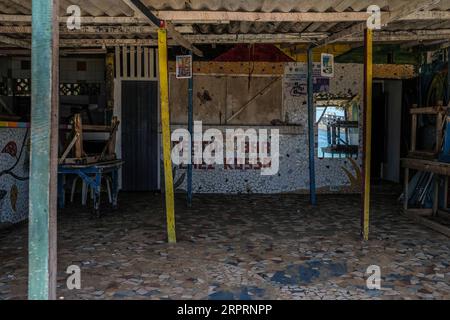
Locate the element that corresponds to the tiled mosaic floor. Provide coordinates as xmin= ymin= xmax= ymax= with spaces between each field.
xmin=0 ymin=191 xmax=449 ymax=300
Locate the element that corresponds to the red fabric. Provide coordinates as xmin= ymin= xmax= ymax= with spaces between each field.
xmin=214 ymin=44 xmax=293 ymax=62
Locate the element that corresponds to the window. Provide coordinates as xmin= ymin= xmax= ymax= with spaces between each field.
xmin=316 ymin=98 xmax=359 ymax=159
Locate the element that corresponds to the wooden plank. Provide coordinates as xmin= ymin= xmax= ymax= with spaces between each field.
xmin=29 ymin=0 xmax=59 ymax=300
xmin=444 ymin=176 xmax=448 ymax=210
xmin=115 ymin=46 xmax=120 ymax=78
xmin=106 ymin=52 xmax=115 ymax=109
xmin=154 ymin=10 xmax=450 ymax=23
xmin=318 ymin=0 xmax=441 ymax=46
xmin=0 ymin=25 xmax=193 ymax=34
xmin=166 ymin=21 xmax=203 ymax=57
xmin=226 ymin=77 xmax=281 ymax=122
xmin=401 ymin=158 xmax=450 ymax=176
xmin=0 ymin=34 xmax=30 ymax=48
xmin=123 ymin=0 xmax=203 ymax=57
xmin=2 ymin=10 xmax=450 ymax=23
xmin=73 ymin=114 xmax=83 ymax=158
xmin=362 ymin=28 xmax=373 ymax=241
xmin=136 ymin=46 xmax=142 ymax=79
xmin=410 ymin=106 xmax=447 ymax=114
xmin=158 ymin=28 xmax=176 ymax=243
xmin=122 ymin=46 xmax=127 ymax=78
xmin=144 ymin=47 xmax=149 ymax=78
xmin=404 ymin=167 xmax=409 ymax=210
xmin=130 ymin=46 xmax=135 ymax=78
xmin=155 ymin=10 xmax=371 ymax=22
xmin=411 ymin=104 xmax=418 ymax=152
xmin=150 ymin=48 xmax=155 ymax=79
xmin=433 ymin=177 xmax=439 ymax=216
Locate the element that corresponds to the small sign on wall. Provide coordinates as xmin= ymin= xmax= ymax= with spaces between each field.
xmin=176 ymin=55 xmax=192 ymax=79
xmin=321 ymin=53 xmax=334 ymax=78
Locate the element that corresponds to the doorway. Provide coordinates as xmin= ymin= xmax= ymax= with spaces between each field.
xmin=121 ymin=81 xmax=158 ymax=191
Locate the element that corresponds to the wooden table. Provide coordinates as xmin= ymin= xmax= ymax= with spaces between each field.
xmin=58 ymin=160 xmax=123 ymax=216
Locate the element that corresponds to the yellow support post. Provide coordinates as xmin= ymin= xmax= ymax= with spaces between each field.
xmin=158 ymin=27 xmax=176 ymax=243
xmin=362 ymin=28 xmax=373 ymax=241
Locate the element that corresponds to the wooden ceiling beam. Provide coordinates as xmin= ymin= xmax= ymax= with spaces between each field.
xmin=317 ymin=0 xmax=443 ymax=46
xmin=1 ymin=10 xmax=450 ymax=24
xmin=123 ymin=0 xmax=203 ymax=56
xmin=0 ymin=25 xmax=194 ymax=34
xmin=0 ymin=35 xmax=30 ymax=49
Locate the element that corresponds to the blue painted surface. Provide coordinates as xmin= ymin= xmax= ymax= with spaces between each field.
xmin=187 ymin=52 xmax=194 ymax=206
xmin=29 ymin=0 xmax=58 ymax=300
xmin=307 ymin=47 xmax=317 ymax=205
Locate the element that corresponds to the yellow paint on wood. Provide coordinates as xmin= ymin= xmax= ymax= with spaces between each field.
xmin=363 ymin=29 xmax=373 ymax=241
xmin=158 ymin=28 xmax=176 ymax=243
xmin=169 ymin=61 xmax=285 ymax=75
xmin=167 ymin=61 xmax=415 ymax=79
xmin=373 ymin=64 xmax=416 ymax=79
xmin=278 ymin=44 xmax=353 ymax=62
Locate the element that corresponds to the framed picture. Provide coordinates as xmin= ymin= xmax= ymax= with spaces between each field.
xmin=321 ymin=53 xmax=334 ymax=78
xmin=176 ymin=55 xmax=192 ymax=79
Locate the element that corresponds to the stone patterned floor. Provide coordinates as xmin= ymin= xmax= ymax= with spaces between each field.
xmin=0 ymin=191 xmax=449 ymax=300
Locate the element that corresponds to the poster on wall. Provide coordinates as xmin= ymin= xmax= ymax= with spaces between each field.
xmin=176 ymin=55 xmax=192 ymax=79
xmin=320 ymin=53 xmax=334 ymax=78
xmin=284 ymin=63 xmax=330 ymax=97
xmin=284 ymin=64 xmax=307 ymax=96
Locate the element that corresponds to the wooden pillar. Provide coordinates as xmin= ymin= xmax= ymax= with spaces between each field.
xmin=105 ymin=53 xmax=115 ymax=110
xmin=73 ymin=113 xmax=83 ymax=158
xmin=404 ymin=167 xmax=409 ymax=211
xmin=29 ymin=0 xmax=59 ymax=300
xmin=307 ymin=46 xmax=317 ymax=205
xmin=187 ymin=51 xmax=194 ymax=207
xmin=158 ymin=26 xmax=176 ymax=243
xmin=362 ymin=28 xmax=373 ymax=241
xmin=410 ymin=104 xmax=417 ymax=152
xmin=447 ymin=48 xmax=450 ymax=106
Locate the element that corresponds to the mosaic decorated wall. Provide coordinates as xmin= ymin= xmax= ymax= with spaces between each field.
xmin=168 ymin=63 xmax=364 ymax=194
xmin=0 ymin=127 xmax=30 ymax=227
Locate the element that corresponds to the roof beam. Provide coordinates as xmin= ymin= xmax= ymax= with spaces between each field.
xmin=0 ymin=25 xmax=194 ymax=34
xmin=123 ymin=0 xmax=203 ymax=56
xmin=0 ymin=10 xmax=449 ymax=24
xmin=37 ymin=30 xmax=450 ymax=47
xmin=318 ymin=0 xmax=442 ymax=46
xmin=155 ymin=10 xmax=450 ymax=23
xmin=0 ymin=11 xmax=450 ymax=24
xmin=155 ymin=10 xmax=371 ymax=22
xmin=0 ymin=35 xmax=30 ymax=48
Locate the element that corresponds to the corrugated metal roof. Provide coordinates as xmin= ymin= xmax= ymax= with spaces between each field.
xmin=143 ymin=0 xmax=450 ymax=12
xmin=1 ymin=0 xmax=450 ymax=48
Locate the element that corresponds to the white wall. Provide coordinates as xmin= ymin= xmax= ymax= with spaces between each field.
xmin=383 ymin=80 xmax=403 ymax=182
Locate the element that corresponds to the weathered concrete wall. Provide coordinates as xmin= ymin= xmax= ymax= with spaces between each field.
xmin=167 ymin=63 xmax=364 ymax=194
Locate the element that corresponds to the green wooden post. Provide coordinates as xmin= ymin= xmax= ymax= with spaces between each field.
xmin=29 ymin=0 xmax=59 ymax=300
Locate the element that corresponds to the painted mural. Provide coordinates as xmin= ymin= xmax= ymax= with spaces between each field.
xmin=0 ymin=127 xmax=29 ymax=227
